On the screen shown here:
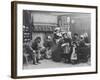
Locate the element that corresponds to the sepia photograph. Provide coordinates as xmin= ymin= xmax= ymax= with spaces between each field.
xmin=11 ymin=1 xmax=97 ymax=78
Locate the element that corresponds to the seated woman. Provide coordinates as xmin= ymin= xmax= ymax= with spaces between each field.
xmin=43 ymin=36 xmax=53 ymax=59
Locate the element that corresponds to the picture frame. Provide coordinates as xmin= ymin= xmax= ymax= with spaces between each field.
xmin=11 ymin=1 xmax=98 ymax=79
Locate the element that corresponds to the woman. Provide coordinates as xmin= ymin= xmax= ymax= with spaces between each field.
xmin=61 ymin=32 xmax=72 ymax=63
xmin=53 ymin=27 xmax=62 ymax=45
xmin=52 ymin=36 xmax=63 ymax=62
xmin=78 ymin=35 xmax=90 ymax=63
xmin=43 ymin=36 xmax=53 ymax=59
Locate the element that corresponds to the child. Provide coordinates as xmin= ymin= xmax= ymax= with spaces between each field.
xmin=70 ymin=42 xmax=78 ymax=64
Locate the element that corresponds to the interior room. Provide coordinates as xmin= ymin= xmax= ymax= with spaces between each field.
xmin=23 ymin=10 xmax=91 ymax=69
xmin=23 ymin=10 xmax=91 ymax=44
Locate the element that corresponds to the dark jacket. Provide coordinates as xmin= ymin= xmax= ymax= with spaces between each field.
xmin=31 ymin=41 xmax=39 ymax=51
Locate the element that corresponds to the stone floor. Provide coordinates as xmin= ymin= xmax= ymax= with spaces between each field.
xmin=23 ymin=59 xmax=91 ymax=69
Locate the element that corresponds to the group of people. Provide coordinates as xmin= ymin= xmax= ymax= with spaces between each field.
xmin=52 ymin=28 xmax=90 ymax=64
xmin=23 ymin=27 xmax=90 ymax=65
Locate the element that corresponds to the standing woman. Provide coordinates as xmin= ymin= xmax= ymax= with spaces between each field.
xmin=61 ymin=32 xmax=72 ymax=63
xmin=52 ymin=27 xmax=63 ymax=62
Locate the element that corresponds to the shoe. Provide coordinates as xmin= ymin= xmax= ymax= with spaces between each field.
xmin=33 ymin=63 xmax=38 ymax=65
xmin=37 ymin=62 xmax=41 ymax=64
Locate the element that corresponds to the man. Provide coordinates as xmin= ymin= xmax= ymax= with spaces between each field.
xmin=31 ymin=37 xmax=41 ymax=65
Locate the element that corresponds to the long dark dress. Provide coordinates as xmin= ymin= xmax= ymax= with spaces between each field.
xmin=61 ymin=38 xmax=72 ymax=63
xmin=78 ymin=40 xmax=90 ymax=62
xmin=52 ymin=39 xmax=63 ymax=62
